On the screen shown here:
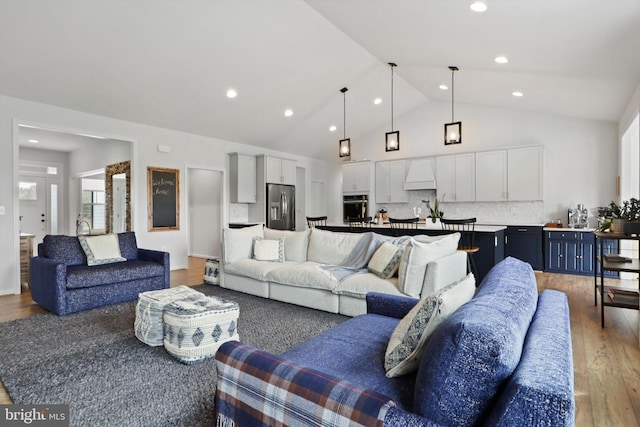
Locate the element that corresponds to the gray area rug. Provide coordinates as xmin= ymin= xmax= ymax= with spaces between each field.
xmin=0 ymin=285 xmax=348 ymax=426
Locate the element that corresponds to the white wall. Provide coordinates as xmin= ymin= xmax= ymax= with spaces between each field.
xmin=0 ymin=95 xmax=336 ymax=295
xmin=338 ymin=100 xmax=619 ymax=225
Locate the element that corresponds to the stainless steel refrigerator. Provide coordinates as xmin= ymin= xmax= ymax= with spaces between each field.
xmin=266 ymin=183 xmax=295 ymax=230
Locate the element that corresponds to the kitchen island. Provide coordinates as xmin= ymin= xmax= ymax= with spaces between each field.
xmin=319 ymin=221 xmax=505 ymax=284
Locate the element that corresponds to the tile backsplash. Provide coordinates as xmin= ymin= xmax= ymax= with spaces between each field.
xmin=229 ymin=203 xmax=248 ymax=223
xmin=378 ymin=190 xmax=544 ymax=225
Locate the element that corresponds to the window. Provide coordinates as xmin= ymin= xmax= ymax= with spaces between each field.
xmin=19 ymin=182 xmax=37 ymax=200
xmin=81 ymin=178 xmax=105 ymax=231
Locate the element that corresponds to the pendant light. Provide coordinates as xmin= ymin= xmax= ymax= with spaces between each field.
xmin=339 ymin=87 xmax=351 ymax=158
xmin=444 ymin=66 xmax=462 ymax=145
xmin=385 ymin=62 xmax=400 ymax=152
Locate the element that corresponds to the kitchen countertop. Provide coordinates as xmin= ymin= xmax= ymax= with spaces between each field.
xmin=328 ymin=222 xmax=506 ymax=233
xmin=543 ymin=227 xmax=596 ymax=232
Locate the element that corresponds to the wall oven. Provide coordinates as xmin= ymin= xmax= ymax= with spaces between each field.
xmin=343 ymin=195 xmax=368 ymax=222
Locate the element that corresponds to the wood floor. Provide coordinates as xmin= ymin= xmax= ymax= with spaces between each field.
xmin=1 ymin=258 xmax=639 ymax=426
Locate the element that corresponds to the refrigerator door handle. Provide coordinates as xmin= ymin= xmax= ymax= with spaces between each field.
xmin=282 ymin=192 xmax=288 ymax=219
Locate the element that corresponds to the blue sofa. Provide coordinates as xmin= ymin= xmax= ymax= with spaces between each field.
xmin=214 ymin=257 xmax=575 ymax=426
xmin=30 ymin=232 xmax=170 ymax=316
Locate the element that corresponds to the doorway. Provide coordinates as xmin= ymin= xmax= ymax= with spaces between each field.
xmin=18 ymin=167 xmax=62 ymax=248
xmin=295 ymin=166 xmax=306 ymax=231
xmin=187 ymin=167 xmax=223 ymax=258
xmin=619 ymin=113 xmax=640 ymax=279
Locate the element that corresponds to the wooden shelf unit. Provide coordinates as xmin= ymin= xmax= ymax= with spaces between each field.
xmin=594 ymin=231 xmax=640 ymax=327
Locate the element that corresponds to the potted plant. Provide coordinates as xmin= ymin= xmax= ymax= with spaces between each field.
xmin=621 ymin=198 xmax=640 ymax=234
xmin=423 ymin=194 xmax=445 ymax=224
xmin=597 ymin=198 xmax=640 ymax=233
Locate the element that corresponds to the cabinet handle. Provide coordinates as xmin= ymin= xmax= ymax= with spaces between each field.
xmin=517 ymin=228 xmax=527 ymax=232
xmin=505 ymin=236 xmax=509 ymax=245
xmin=560 ymin=254 xmax=564 ymax=258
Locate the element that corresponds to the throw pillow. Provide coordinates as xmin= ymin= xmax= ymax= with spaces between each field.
xmin=367 ymin=242 xmax=404 ymax=279
xmin=78 ymin=234 xmax=126 ymax=266
xmin=397 ymin=233 xmax=460 ymax=298
xmin=221 ymin=224 xmax=264 ymax=265
xmin=385 ymin=273 xmax=476 ymax=378
xmin=252 ymin=237 xmax=285 ymax=262
xmin=264 ymin=228 xmax=310 ymax=262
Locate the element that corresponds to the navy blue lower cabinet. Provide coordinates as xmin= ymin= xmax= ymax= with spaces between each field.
xmin=473 ymin=229 xmax=505 ymax=285
xmin=544 ymin=230 xmax=617 ymax=277
xmin=504 ymin=226 xmax=543 ymax=270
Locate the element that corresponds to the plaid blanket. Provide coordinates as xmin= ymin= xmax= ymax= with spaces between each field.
xmin=215 ymin=341 xmax=394 ymax=427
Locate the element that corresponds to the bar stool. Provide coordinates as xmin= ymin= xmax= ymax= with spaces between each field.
xmin=348 ymin=216 xmax=372 ymax=232
xmin=441 ymin=217 xmax=479 ymax=277
xmin=306 ymin=216 xmax=327 ymax=228
xmin=388 ymin=217 xmax=419 ymax=236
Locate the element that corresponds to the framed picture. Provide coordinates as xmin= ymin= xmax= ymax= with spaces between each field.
xmin=147 ymin=167 xmax=180 ymax=231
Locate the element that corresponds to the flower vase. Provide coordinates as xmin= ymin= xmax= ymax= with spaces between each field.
xmin=611 ymin=219 xmax=626 ymax=233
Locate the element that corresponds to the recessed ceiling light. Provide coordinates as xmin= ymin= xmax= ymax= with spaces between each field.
xmin=470 ymin=2 xmax=487 ymax=12
xmin=226 ymin=89 xmax=237 ymax=98
xmin=495 ymin=56 xmax=509 ymax=64
xmin=439 ymin=84 xmax=449 ymax=90
xmin=284 ymin=109 xmax=293 ymax=117
xmin=28 ymin=139 xmax=39 ymax=144
xmin=374 ymin=98 xmax=382 ymax=105
xmin=512 ymin=91 xmax=524 ymax=97
xmin=329 ymin=125 xmax=337 ymax=132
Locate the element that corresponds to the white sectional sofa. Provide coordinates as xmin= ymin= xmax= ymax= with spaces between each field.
xmin=220 ymin=224 xmax=467 ymax=317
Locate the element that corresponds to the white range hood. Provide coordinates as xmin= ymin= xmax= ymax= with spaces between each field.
xmin=403 ymin=157 xmax=437 ymax=190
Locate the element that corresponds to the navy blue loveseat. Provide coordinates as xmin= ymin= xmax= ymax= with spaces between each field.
xmin=214 ymin=257 xmax=574 ymax=426
xmin=30 ymin=232 xmax=169 ymax=315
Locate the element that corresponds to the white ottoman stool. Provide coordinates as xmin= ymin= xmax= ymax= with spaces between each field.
xmin=134 ymin=286 xmax=203 ymax=346
xmin=163 ymin=293 xmax=240 ymax=364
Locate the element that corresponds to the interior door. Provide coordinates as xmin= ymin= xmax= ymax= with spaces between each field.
xmin=19 ymin=175 xmax=47 ymax=244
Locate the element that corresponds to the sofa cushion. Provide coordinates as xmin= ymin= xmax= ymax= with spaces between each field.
xmin=252 ymin=237 xmax=285 ymax=262
xmin=281 ymin=313 xmax=416 ymax=411
xmin=413 ymin=257 xmax=538 ymax=425
xmin=333 ymin=272 xmax=402 ymax=298
xmin=42 ymin=235 xmax=86 ymax=266
xmin=221 ymin=224 xmax=264 ymax=265
xmin=66 ymin=260 xmax=165 ymax=289
xmin=78 ymin=234 xmax=127 ymax=266
xmin=384 ymin=273 xmax=476 ymax=378
xmin=264 ymin=228 xmax=310 ymax=262
xmin=307 ymin=228 xmax=363 ymax=265
xmin=397 ymin=233 xmax=460 ymax=298
xmin=367 ymin=242 xmax=404 ymax=279
xmin=224 ymin=259 xmax=293 ymax=281
xmin=117 ymin=231 xmax=138 ymax=260
xmin=266 ymin=262 xmax=338 ymax=291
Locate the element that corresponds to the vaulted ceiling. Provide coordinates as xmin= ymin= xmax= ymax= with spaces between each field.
xmin=1 ymin=0 xmax=639 ymax=160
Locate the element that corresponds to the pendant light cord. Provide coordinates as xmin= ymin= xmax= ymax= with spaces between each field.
xmin=391 ymin=65 xmax=394 ymax=131
xmin=451 ymin=69 xmax=455 ymax=122
xmin=343 ymin=90 xmax=346 ymax=139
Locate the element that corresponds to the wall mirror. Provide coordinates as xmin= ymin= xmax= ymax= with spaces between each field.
xmin=105 ymin=161 xmax=131 ymax=234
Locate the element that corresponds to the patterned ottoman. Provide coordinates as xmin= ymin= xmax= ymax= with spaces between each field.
xmin=134 ymin=286 xmax=203 ymax=346
xmin=163 ymin=293 xmax=240 ymax=364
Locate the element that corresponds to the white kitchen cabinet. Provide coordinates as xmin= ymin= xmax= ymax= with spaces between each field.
xmin=507 ymin=146 xmax=543 ymax=200
xmin=343 ymin=161 xmax=372 ymax=194
xmin=375 ymin=160 xmax=408 ymax=203
xmin=475 ymin=147 xmax=543 ymax=201
xmin=229 ymin=153 xmax=256 ymax=203
xmin=436 ymin=153 xmax=475 ymax=202
xmin=475 ymin=150 xmax=508 ymax=201
xmin=262 ymin=155 xmax=295 ymax=185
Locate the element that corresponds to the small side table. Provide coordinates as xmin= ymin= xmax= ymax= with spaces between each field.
xmin=594 ymin=231 xmax=640 ymax=328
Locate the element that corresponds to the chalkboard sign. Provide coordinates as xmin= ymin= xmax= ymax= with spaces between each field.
xmin=148 ymin=167 xmax=180 ymax=231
